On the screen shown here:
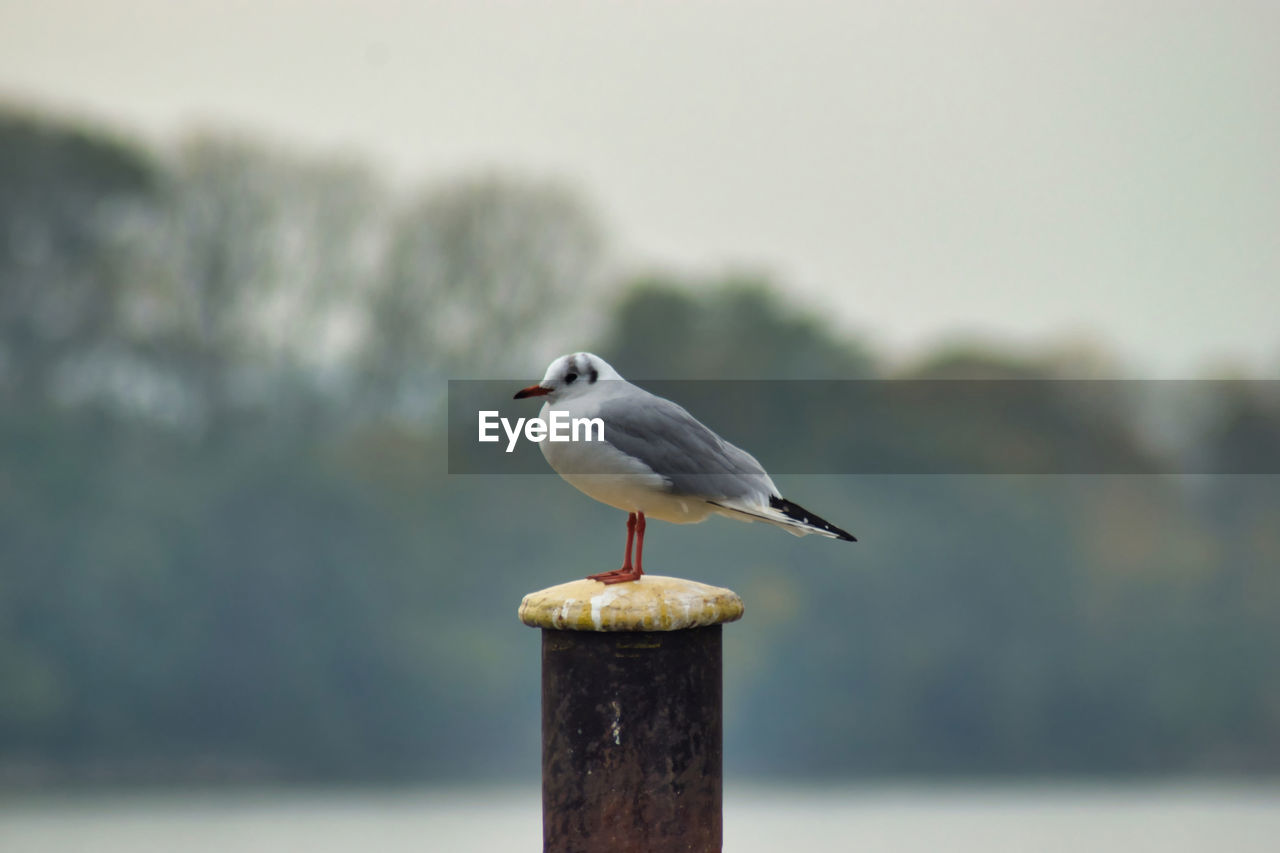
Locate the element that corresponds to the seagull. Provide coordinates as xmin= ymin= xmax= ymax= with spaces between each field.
xmin=514 ymin=352 xmax=855 ymax=584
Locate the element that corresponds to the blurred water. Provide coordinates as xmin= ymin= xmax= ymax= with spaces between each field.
xmin=0 ymin=783 xmax=1276 ymax=852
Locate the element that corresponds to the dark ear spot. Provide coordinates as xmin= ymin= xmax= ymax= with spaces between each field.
xmin=587 ymin=367 xmax=598 ymax=384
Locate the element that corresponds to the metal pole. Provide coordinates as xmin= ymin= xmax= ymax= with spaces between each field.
xmin=519 ymin=575 xmax=744 ymax=853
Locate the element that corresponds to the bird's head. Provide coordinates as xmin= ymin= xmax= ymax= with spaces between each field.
xmin=514 ymin=352 xmax=621 ymax=402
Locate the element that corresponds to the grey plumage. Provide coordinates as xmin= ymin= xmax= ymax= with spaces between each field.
xmin=595 ymin=388 xmax=773 ymax=502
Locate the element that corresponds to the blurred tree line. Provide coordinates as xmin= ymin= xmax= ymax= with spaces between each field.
xmin=1 ymin=107 xmax=1277 ymax=785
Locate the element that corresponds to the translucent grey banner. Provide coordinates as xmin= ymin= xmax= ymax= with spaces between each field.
xmin=448 ymin=379 xmax=1280 ymax=475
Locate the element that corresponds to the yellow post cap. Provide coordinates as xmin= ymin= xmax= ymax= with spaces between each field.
xmin=518 ymin=575 xmax=744 ymax=632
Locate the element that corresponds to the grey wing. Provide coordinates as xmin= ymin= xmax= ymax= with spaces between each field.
xmin=596 ymin=391 xmax=777 ymax=502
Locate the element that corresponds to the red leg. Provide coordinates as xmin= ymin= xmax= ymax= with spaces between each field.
xmin=620 ymin=512 xmax=636 ymax=572
xmin=633 ymin=512 xmax=646 ymax=577
xmin=588 ymin=513 xmax=638 ymax=583
xmin=589 ymin=512 xmax=645 ymax=585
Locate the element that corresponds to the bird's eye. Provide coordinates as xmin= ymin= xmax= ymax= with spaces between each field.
xmin=565 ymin=372 xmax=578 ymax=384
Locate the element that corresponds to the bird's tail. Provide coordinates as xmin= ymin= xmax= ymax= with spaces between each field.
xmin=708 ymin=496 xmax=857 ymax=541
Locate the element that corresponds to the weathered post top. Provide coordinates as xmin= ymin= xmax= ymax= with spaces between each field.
xmin=518 ymin=574 xmax=745 ymax=632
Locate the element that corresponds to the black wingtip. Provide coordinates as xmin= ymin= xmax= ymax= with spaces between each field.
xmin=769 ymin=496 xmax=857 ymax=542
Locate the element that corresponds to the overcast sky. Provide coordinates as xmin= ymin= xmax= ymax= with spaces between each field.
xmin=2 ymin=1 xmax=1276 ymax=375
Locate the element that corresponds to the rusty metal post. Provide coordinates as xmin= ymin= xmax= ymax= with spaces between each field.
xmin=519 ymin=575 xmax=744 ymax=853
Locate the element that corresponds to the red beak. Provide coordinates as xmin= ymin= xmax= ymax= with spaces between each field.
xmin=514 ymin=384 xmax=552 ymax=400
